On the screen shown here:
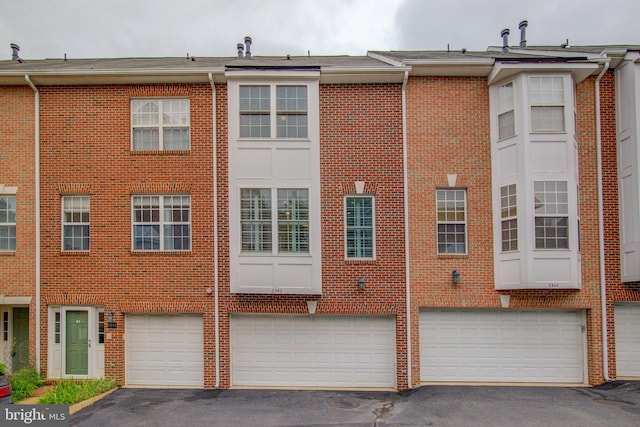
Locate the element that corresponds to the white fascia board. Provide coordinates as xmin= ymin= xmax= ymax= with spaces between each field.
xmin=488 ymin=62 xmax=599 ymax=85
xmin=624 ymin=51 xmax=640 ymax=62
xmin=319 ymin=66 xmax=409 ymax=84
xmin=224 ymin=69 xmax=320 ymax=80
xmin=0 ymin=68 xmax=227 ymax=85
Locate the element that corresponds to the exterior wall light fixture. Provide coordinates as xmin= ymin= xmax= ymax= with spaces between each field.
xmin=452 ymin=270 xmax=461 ymax=285
xmin=358 ymin=277 xmax=365 ymax=290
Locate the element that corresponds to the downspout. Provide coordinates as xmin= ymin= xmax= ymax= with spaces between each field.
xmin=25 ymin=75 xmax=40 ymax=373
xmin=402 ymin=70 xmax=412 ymax=389
xmin=208 ymin=73 xmax=220 ymax=388
xmin=595 ymin=58 xmax=610 ymax=382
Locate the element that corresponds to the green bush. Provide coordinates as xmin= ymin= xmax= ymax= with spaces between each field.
xmin=38 ymin=378 xmax=116 ymax=405
xmin=9 ymin=367 xmax=45 ymax=401
xmin=0 ymin=362 xmax=5 ymax=373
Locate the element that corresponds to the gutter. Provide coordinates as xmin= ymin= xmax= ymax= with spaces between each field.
xmin=24 ymin=75 xmax=40 ymax=373
xmin=208 ymin=73 xmax=220 ymax=388
xmin=401 ymin=70 xmax=412 ymax=389
xmin=594 ymin=58 xmax=611 ymax=382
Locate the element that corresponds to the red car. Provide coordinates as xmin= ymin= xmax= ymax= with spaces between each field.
xmin=0 ymin=370 xmax=12 ymax=404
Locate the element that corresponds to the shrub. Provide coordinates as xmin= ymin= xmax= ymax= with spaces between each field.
xmin=38 ymin=378 xmax=117 ymax=405
xmin=9 ymin=366 xmax=45 ymax=401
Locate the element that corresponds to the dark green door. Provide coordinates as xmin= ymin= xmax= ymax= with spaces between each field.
xmin=12 ymin=308 xmax=29 ymax=372
xmin=65 ymin=310 xmax=88 ymax=375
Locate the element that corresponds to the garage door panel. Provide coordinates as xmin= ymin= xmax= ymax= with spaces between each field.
xmin=615 ymin=304 xmax=640 ymax=377
xmin=420 ymin=310 xmax=583 ymax=383
xmin=126 ymin=314 xmax=204 ymax=387
xmin=231 ymin=315 xmax=395 ymax=388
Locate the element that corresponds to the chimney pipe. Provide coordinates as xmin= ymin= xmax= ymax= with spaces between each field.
xmin=10 ymin=43 xmax=21 ymax=61
xmin=244 ymin=36 xmax=252 ymax=59
xmin=501 ymin=29 xmax=510 ymax=53
xmin=237 ymin=43 xmax=244 ymax=58
xmin=519 ymin=20 xmax=528 ymax=48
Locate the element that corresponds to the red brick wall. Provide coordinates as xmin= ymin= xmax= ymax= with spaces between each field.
xmin=38 ymin=84 xmax=216 ymax=385
xmin=218 ymin=83 xmax=409 ymax=389
xmin=599 ymin=70 xmax=640 ymax=378
xmin=0 ymin=86 xmax=37 ymax=367
xmin=406 ymin=76 xmax=605 ymax=386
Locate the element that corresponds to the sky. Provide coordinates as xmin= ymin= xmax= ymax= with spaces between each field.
xmin=0 ymin=0 xmax=638 ymax=60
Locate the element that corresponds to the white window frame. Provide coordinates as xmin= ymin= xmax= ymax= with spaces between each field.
xmin=436 ymin=189 xmax=467 ymax=255
xmin=0 ymin=195 xmax=16 ymax=251
xmin=500 ymin=184 xmax=518 ymax=252
xmin=534 ymin=181 xmax=569 ymax=249
xmin=529 ymin=76 xmax=565 ymax=133
xmin=240 ymin=187 xmax=310 ymax=255
xmin=131 ymin=195 xmax=191 ymax=251
xmin=345 ymin=195 xmax=375 ymax=260
xmin=62 ymin=195 xmax=90 ymax=251
xmin=497 ymin=82 xmax=515 ymax=140
xmin=239 ymin=84 xmax=308 ymax=139
xmin=131 ymin=99 xmax=190 ymax=151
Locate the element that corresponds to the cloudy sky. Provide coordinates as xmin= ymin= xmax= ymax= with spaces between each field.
xmin=1 ymin=0 xmax=638 ymax=60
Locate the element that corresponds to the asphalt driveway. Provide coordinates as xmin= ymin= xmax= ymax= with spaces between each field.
xmin=71 ymin=381 xmax=640 ymax=427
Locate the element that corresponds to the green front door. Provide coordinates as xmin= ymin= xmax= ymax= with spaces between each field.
xmin=12 ymin=308 xmax=29 ymax=372
xmin=65 ymin=310 xmax=88 ymax=375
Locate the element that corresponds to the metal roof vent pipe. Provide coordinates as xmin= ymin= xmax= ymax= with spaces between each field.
xmin=519 ymin=20 xmax=528 ymax=48
xmin=244 ymin=36 xmax=252 ymax=59
xmin=501 ymin=29 xmax=510 ymax=53
xmin=237 ymin=43 xmax=244 ymax=58
xmin=10 ymin=43 xmax=22 ymax=62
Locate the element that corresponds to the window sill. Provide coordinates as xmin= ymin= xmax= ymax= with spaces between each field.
xmin=437 ymin=254 xmax=469 ymax=260
xmin=60 ymin=251 xmax=90 ymax=256
xmin=131 ymin=250 xmax=191 ymax=256
xmin=130 ymin=150 xmax=191 ymax=156
xmin=0 ymin=251 xmax=16 ymax=257
xmin=345 ymin=259 xmax=376 ymax=265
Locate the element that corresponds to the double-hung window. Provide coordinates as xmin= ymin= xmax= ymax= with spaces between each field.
xmin=500 ymin=184 xmax=518 ymax=252
xmin=534 ymin=181 xmax=568 ymax=249
xmin=345 ymin=196 xmax=374 ymax=259
xmin=62 ymin=195 xmax=90 ymax=251
xmin=132 ymin=195 xmax=191 ymax=251
xmin=0 ymin=196 xmax=16 ymax=251
xmin=497 ymin=82 xmax=515 ymax=140
xmin=131 ymin=99 xmax=190 ymax=150
xmin=530 ymin=77 xmax=564 ymax=132
xmin=436 ymin=189 xmax=467 ymax=254
xmin=240 ymin=188 xmax=309 ymax=254
xmin=239 ymin=85 xmax=308 ymax=138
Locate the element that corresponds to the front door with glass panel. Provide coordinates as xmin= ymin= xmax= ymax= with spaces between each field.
xmin=65 ymin=309 xmax=89 ymax=376
xmin=12 ymin=308 xmax=29 ymax=372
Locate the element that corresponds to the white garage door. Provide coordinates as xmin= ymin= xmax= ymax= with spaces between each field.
xmin=420 ymin=310 xmax=584 ymax=383
xmin=126 ymin=314 xmax=204 ymax=387
xmin=231 ymin=315 xmax=396 ymax=388
xmin=615 ymin=304 xmax=640 ymax=377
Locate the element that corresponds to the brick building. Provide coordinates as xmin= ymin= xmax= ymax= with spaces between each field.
xmin=0 ymin=35 xmax=638 ymax=389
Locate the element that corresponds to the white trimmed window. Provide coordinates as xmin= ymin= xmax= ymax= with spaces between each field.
xmin=497 ymin=82 xmax=515 ymax=140
xmin=500 ymin=184 xmax=518 ymax=252
xmin=534 ymin=181 xmax=568 ymax=249
xmin=345 ymin=196 xmax=374 ymax=259
xmin=132 ymin=195 xmax=191 ymax=251
xmin=239 ymin=85 xmax=308 ymax=138
xmin=131 ymin=99 xmax=190 ymax=150
xmin=240 ymin=188 xmax=309 ymax=254
xmin=530 ymin=76 xmax=564 ymax=132
xmin=436 ymin=189 xmax=467 ymax=254
xmin=62 ymin=195 xmax=90 ymax=251
xmin=0 ymin=196 xmax=16 ymax=251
